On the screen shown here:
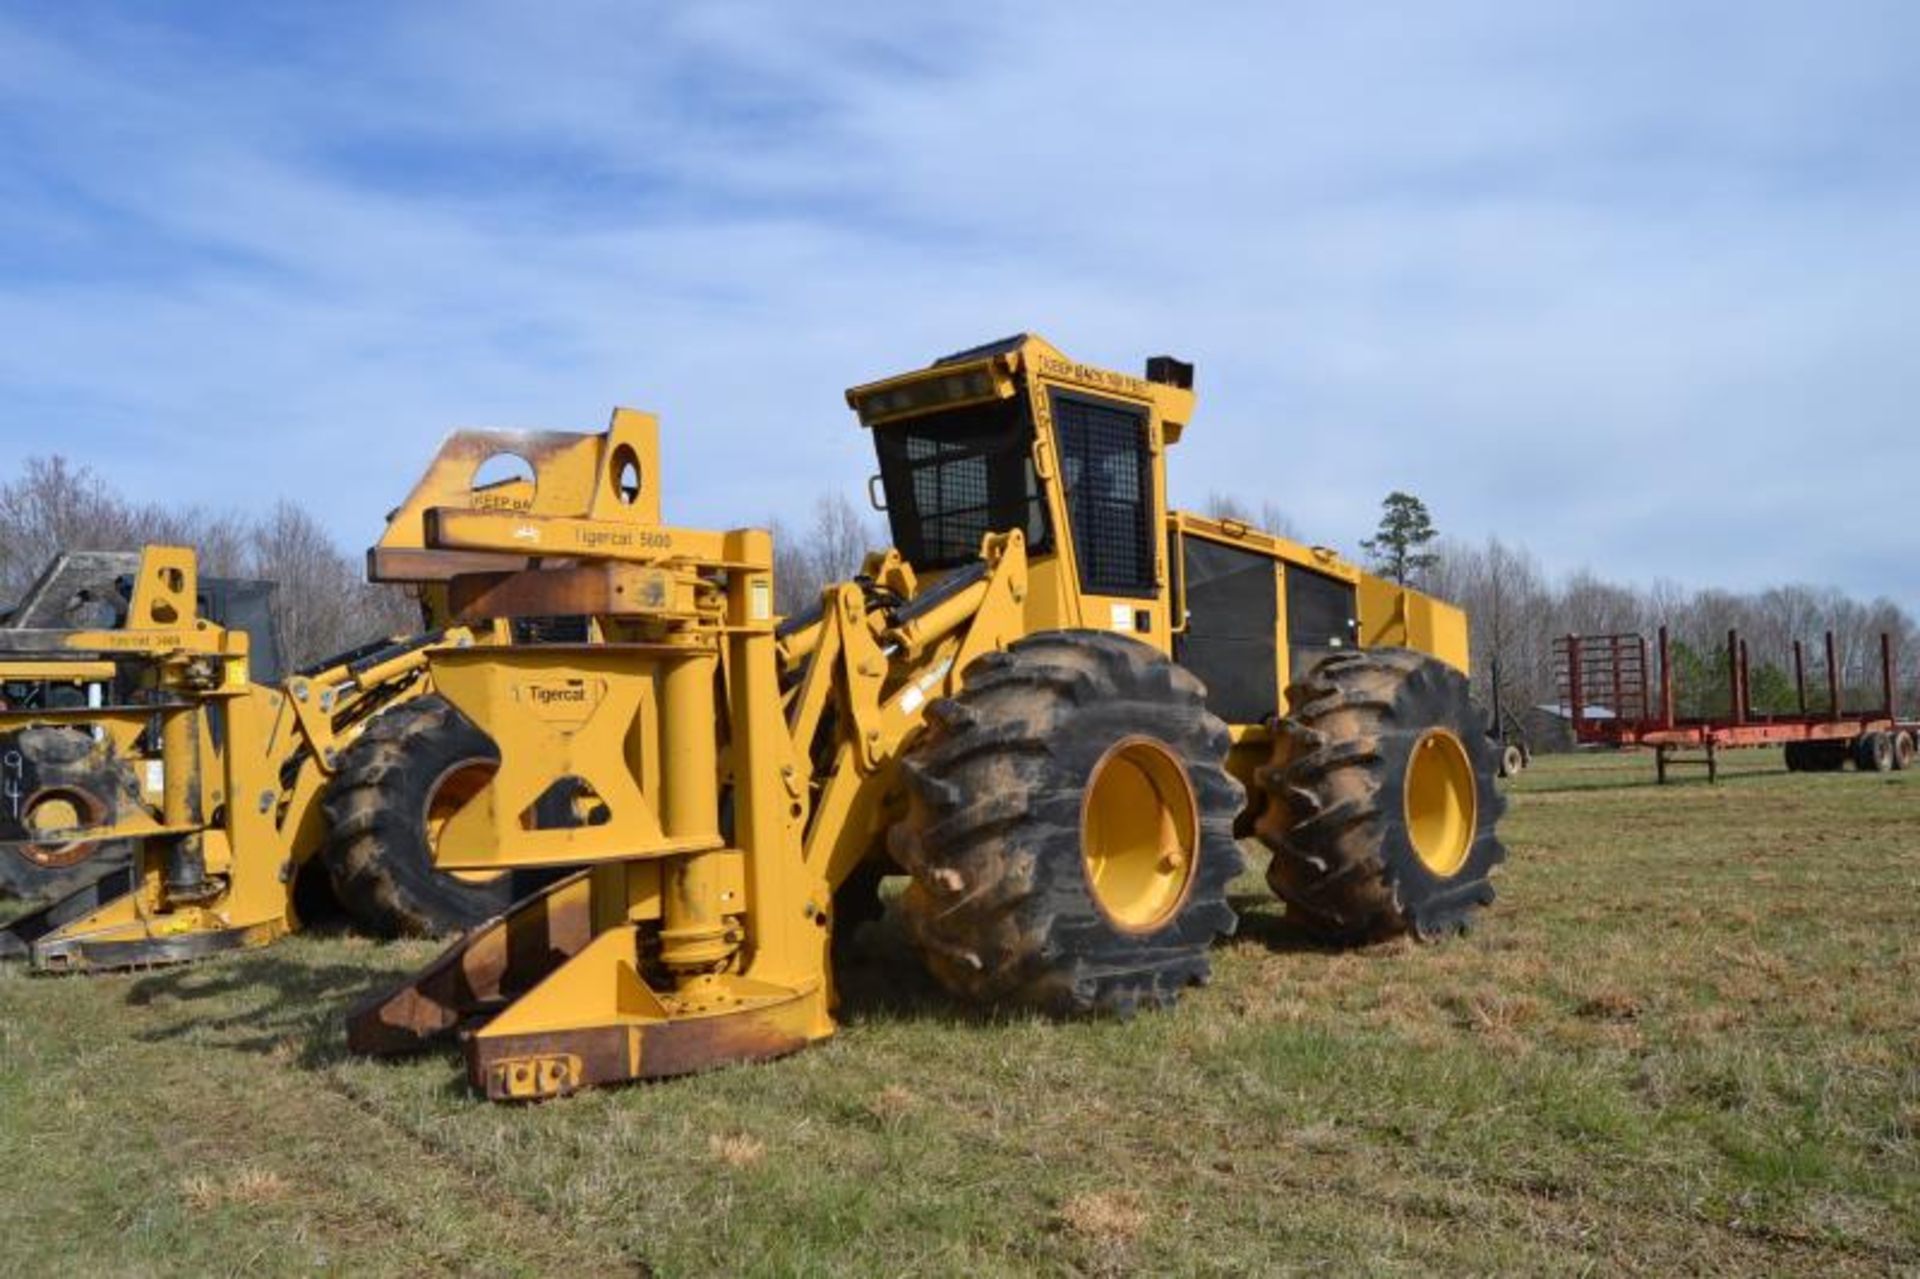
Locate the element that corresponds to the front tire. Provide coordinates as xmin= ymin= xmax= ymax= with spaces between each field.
xmin=320 ymin=694 xmax=517 ymax=937
xmin=889 ymin=631 xmax=1244 ymax=1015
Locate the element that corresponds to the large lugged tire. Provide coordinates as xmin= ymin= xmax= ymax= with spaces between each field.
xmin=320 ymin=694 xmax=517 ymax=937
xmin=1255 ymin=648 xmax=1506 ymax=941
xmin=889 ymin=631 xmax=1244 ymax=1016
xmin=0 ymin=725 xmax=137 ymax=900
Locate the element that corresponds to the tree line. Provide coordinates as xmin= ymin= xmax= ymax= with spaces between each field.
xmin=1426 ymin=535 xmax=1919 ymax=729
xmin=6 ymin=455 xmax=1911 ymax=733
xmin=0 ymin=456 xmax=414 ymax=668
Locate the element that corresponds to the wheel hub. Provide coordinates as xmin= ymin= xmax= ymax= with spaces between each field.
xmin=1081 ymin=737 xmax=1199 ymax=932
xmin=1404 ymin=729 xmax=1477 ymax=877
xmin=425 ymin=759 xmax=507 ymax=886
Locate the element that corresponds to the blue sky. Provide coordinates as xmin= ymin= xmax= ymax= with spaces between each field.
xmin=2 ymin=2 xmax=1916 ymax=611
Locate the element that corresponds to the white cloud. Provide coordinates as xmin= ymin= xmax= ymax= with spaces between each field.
xmin=0 ymin=1 xmax=1915 ymax=612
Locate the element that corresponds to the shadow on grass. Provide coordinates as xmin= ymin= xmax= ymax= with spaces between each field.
xmin=834 ymin=897 xmax=1343 ymax=1027
xmin=1224 ymin=900 xmax=1356 ymax=954
xmin=831 ymin=915 xmax=993 ymax=1027
xmin=122 ymin=948 xmax=428 ymax=1070
xmin=107 ymin=891 xmax=1376 ymax=1078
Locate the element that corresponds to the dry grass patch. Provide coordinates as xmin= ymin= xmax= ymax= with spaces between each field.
xmin=180 ymin=1165 xmax=291 ymax=1211
xmin=707 ymin=1132 xmax=766 ymax=1168
xmin=867 ymin=1082 xmax=916 ymax=1124
xmin=1056 ymin=1188 xmax=1148 ymax=1243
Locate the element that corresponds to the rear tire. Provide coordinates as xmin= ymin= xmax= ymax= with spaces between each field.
xmin=1854 ymin=730 xmax=1894 ymax=773
xmin=1255 ymin=648 xmax=1506 ymax=942
xmin=889 ymin=631 xmax=1243 ymax=1016
xmin=1805 ymin=740 xmax=1849 ymax=772
xmin=320 ymin=694 xmax=518 ymax=937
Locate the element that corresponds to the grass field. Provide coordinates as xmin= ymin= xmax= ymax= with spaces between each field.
xmin=2 ymin=748 xmax=1916 ymax=1276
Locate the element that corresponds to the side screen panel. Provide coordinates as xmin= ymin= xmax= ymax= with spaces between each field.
xmin=1284 ymin=563 xmax=1358 ymax=682
xmin=1174 ymin=538 xmax=1279 ymax=723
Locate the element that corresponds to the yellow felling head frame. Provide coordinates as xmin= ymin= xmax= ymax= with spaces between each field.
xmin=0 ymin=545 xmax=467 ymax=968
xmin=350 ymin=408 xmax=1036 ymax=1098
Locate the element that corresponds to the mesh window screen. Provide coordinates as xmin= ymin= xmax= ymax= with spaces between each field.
xmin=872 ymin=398 xmax=1049 ymax=569
xmin=1174 ymin=538 xmax=1279 ymax=723
xmin=1053 ymin=392 xmax=1155 ymax=597
xmin=1285 ymin=564 xmax=1358 ymax=682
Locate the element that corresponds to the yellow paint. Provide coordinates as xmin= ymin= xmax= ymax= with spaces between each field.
xmin=1080 ymin=738 xmax=1199 ymax=931
xmin=1404 ymin=728 xmax=1477 ymax=877
xmin=1 ymin=545 xmax=475 ymax=968
xmin=354 ymin=334 xmax=1484 ymax=1096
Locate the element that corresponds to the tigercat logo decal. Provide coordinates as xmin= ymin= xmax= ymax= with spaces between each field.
xmin=516 ymin=679 xmax=604 ymax=727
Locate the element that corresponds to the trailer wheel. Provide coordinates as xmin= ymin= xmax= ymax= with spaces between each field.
xmin=1893 ymin=731 xmax=1915 ymax=771
xmin=1255 ymin=648 xmax=1506 ymax=942
xmin=320 ymin=694 xmax=519 ymax=937
xmin=1854 ymin=731 xmax=1895 ymax=773
xmin=1497 ymin=743 xmax=1526 ymax=779
xmin=889 ymin=631 xmax=1243 ymax=1016
xmin=1783 ymin=741 xmax=1805 ymax=772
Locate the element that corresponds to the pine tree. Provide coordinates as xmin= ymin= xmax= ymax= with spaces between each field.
xmin=1360 ymin=491 xmax=1440 ymax=587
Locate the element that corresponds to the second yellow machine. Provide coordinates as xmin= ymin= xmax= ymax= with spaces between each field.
xmin=350 ymin=334 xmax=1507 ymax=1100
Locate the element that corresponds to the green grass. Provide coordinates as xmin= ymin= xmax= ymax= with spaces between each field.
xmin=3 ymin=749 xmax=1916 ymax=1275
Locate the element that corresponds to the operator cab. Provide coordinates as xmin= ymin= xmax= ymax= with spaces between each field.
xmin=847 ymin=334 xmax=1183 ymax=646
xmin=846 ymin=335 xmax=1413 ymax=728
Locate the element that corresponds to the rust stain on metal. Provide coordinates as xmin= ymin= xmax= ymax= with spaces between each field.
xmin=448 ymin=564 xmax=653 ymax=623
xmin=468 ymin=1004 xmax=810 ymax=1101
xmin=345 ymin=871 xmax=595 ymax=1055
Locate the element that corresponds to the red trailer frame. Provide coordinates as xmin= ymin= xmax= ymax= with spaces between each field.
xmin=1553 ymin=627 xmax=1916 ymax=782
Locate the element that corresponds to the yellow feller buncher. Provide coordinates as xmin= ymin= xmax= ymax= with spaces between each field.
xmin=348 ymin=334 xmax=1508 ymax=1101
xmin=0 ymin=546 xmax=533 ymax=968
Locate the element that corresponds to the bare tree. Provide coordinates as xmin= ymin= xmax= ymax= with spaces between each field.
xmin=247 ymin=501 xmax=416 ymax=668
xmin=0 ymin=457 xmax=143 ymax=597
xmin=0 ymin=456 xmax=414 ymax=668
xmin=773 ymin=492 xmax=887 ymax=617
xmin=1203 ymin=492 xmax=1298 ymax=539
xmin=1432 ymin=536 xmax=1553 ymax=717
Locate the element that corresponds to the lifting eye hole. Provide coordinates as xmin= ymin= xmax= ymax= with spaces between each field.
xmin=611 ymin=444 xmax=642 ymax=506
xmin=472 ymin=451 xmax=537 ymax=504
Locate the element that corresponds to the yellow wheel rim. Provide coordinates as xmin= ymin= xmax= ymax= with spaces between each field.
xmin=1404 ymin=728 xmax=1477 ymax=877
xmin=424 ymin=760 xmax=507 ymax=886
xmin=1081 ymin=737 xmax=1200 ymax=933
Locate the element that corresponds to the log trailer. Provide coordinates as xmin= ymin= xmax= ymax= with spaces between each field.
xmin=1555 ymin=625 xmax=1916 ymax=782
